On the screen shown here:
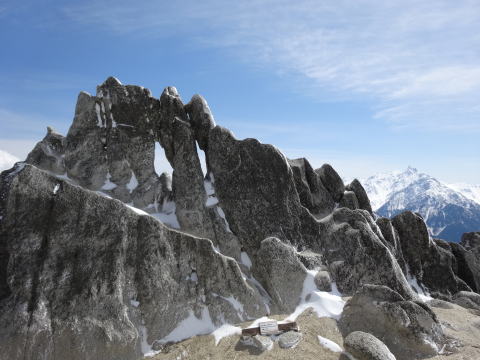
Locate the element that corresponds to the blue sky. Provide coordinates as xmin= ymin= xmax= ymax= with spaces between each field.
xmin=0 ymin=0 xmax=479 ymax=183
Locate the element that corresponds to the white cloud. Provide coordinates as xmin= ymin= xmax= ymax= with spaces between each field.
xmin=63 ymin=0 xmax=480 ymax=132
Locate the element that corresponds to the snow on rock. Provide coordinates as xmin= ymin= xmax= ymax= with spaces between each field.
xmin=284 ymin=270 xmax=345 ymax=322
xmin=211 ymin=324 xmax=241 ymax=345
xmin=126 ymin=172 xmax=139 ymax=192
xmin=159 ymin=307 xmax=216 ymax=345
xmin=240 ymin=251 xmax=252 ymax=269
xmin=448 ymin=183 xmax=480 ymax=205
xmin=317 ymin=335 xmax=343 ymax=353
xmin=405 ymin=270 xmax=433 ymax=302
xmin=101 ymin=173 xmax=117 ymax=190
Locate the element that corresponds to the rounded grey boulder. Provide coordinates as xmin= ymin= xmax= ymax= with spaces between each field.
xmin=278 ymin=331 xmax=302 ymax=349
xmin=314 ymin=271 xmax=332 ymax=292
xmin=344 ymin=331 xmax=396 ymax=360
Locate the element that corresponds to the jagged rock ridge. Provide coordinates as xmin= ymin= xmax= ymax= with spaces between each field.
xmin=1 ymin=77 xmax=479 ymax=360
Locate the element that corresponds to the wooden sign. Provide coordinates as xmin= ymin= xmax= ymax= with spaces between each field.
xmin=259 ymin=320 xmax=279 ymax=335
xmin=241 ymin=321 xmax=298 ymax=336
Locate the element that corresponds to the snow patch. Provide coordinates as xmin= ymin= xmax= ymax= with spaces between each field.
xmin=159 ymin=307 xmax=216 ymax=344
xmin=126 ymin=204 xmax=149 ymax=216
xmin=240 ymin=251 xmax=252 ymax=269
xmin=216 ymin=206 xmax=232 ymax=233
xmin=95 ymin=103 xmax=103 ymax=127
xmin=317 ymin=335 xmax=343 ymax=353
xmin=126 ymin=172 xmax=138 ymax=192
xmin=53 ymin=184 xmax=60 ymax=194
xmin=284 ymin=270 xmax=345 ymax=322
xmin=130 ymin=299 xmax=140 ymax=308
xmin=211 ymin=324 xmax=241 ymax=345
xmin=406 ymin=271 xmax=433 ymax=302
xmin=140 ymin=325 xmax=160 ymax=358
xmin=101 ymin=173 xmax=117 ymax=190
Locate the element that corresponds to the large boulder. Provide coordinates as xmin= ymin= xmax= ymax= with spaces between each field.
xmin=339 ymin=284 xmax=447 ymax=360
xmin=0 ymin=164 xmax=265 ymax=360
xmin=316 ymin=163 xmax=345 ymax=202
xmin=254 ymin=237 xmax=307 ymax=313
xmin=343 ymin=331 xmax=396 ymax=360
xmin=392 ymin=211 xmax=469 ymax=296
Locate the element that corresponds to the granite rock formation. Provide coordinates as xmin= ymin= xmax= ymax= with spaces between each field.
xmin=1 ymin=77 xmax=479 ymax=360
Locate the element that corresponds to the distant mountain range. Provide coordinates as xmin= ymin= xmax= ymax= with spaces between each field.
xmin=362 ymin=167 xmax=480 ymax=242
xmin=0 ymin=150 xmax=18 ymax=172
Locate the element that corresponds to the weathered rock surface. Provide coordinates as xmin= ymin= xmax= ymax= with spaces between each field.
xmin=461 ymin=232 xmax=480 ymax=258
xmin=0 ymin=164 xmax=265 ymax=360
xmin=26 ymin=127 xmax=66 ymax=174
xmin=338 ymin=190 xmax=359 ymax=210
xmin=278 ymin=331 xmax=302 ymax=349
xmin=288 ymin=158 xmax=335 ymax=217
xmin=346 ymin=179 xmax=373 ymax=215
xmin=255 ymin=237 xmax=307 ymax=313
xmin=316 ymin=163 xmax=345 ymax=202
xmin=392 ymin=211 xmax=470 ymax=296
xmin=339 ymin=284 xmax=447 ymax=360
xmin=452 ymin=291 xmax=480 ymax=311
xmin=344 ymin=331 xmax=396 ymax=360
xmin=184 ymin=94 xmax=216 ymax=153
xmin=3 ymin=77 xmax=476 ymax=360
xmin=319 ymin=208 xmax=414 ymax=299
xmin=314 ymin=271 xmax=332 ymax=292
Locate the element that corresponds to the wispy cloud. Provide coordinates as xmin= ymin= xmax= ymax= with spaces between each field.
xmin=63 ymin=0 xmax=480 ymax=132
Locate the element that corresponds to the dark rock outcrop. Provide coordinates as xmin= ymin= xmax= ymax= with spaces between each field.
xmin=316 ymin=163 xmax=345 ymax=202
xmin=288 ymin=158 xmax=334 ymax=217
xmin=461 ymin=232 xmax=480 ymax=258
xmin=392 ymin=211 xmax=469 ymax=296
xmin=346 ymin=179 xmax=373 ymax=215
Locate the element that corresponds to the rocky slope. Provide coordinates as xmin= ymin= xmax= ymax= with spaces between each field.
xmin=362 ymin=167 xmax=480 ymax=242
xmin=1 ymin=77 xmax=479 ymax=360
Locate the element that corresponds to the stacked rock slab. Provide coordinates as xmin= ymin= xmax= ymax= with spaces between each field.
xmin=0 ymin=164 xmax=265 ymax=360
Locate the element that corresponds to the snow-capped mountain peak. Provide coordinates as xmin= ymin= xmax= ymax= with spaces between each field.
xmin=0 ymin=150 xmax=19 ymax=172
xmin=362 ymin=167 xmax=480 ymax=242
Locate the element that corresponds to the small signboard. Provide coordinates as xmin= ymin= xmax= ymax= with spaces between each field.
xmin=259 ymin=320 xmax=279 ymax=335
